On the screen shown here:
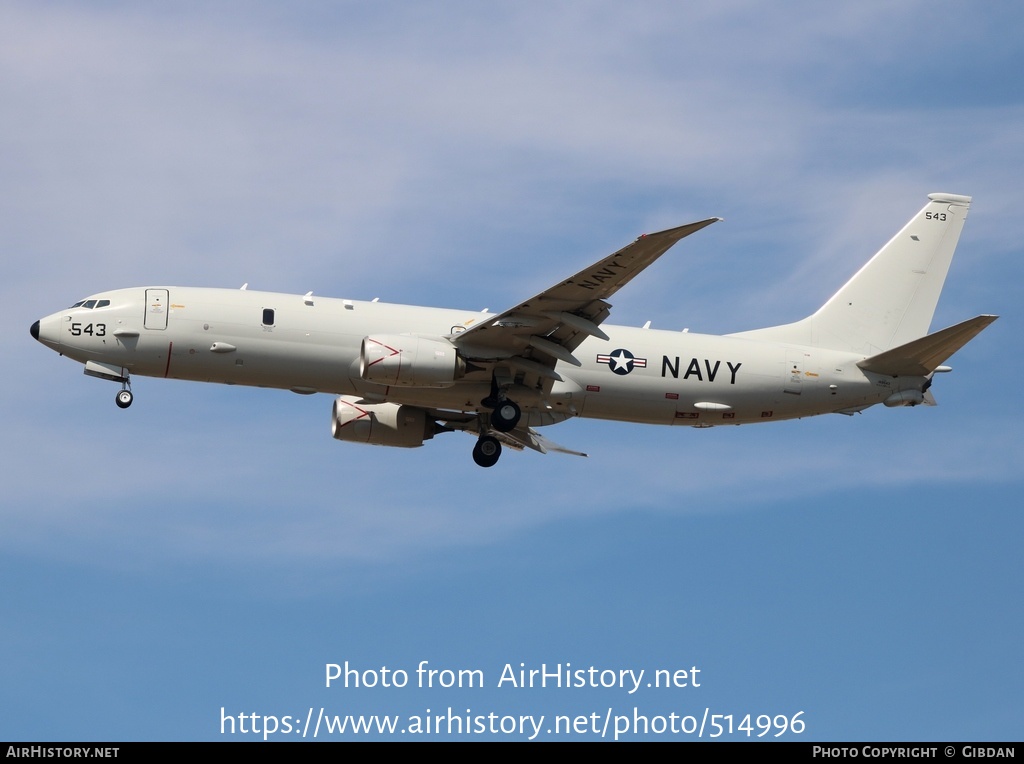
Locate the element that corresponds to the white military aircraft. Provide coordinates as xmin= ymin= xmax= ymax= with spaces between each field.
xmin=31 ymin=192 xmax=994 ymax=467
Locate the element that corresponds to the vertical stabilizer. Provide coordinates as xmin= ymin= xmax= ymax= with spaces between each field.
xmin=730 ymin=193 xmax=972 ymax=355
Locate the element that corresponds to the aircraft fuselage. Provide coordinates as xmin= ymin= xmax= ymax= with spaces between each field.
xmin=33 ymin=285 xmax=901 ymax=427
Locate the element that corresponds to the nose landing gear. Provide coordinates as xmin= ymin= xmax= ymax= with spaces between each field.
xmin=115 ymin=378 xmax=133 ymax=409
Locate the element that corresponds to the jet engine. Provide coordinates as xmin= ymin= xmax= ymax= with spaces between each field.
xmin=331 ymin=395 xmax=435 ymax=448
xmin=359 ymin=334 xmax=466 ymax=387
xmin=883 ymin=390 xmax=925 ymax=407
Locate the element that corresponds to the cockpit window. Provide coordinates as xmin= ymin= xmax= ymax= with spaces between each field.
xmin=68 ymin=298 xmax=110 ymax=309
xmin=69 ymin=300 xmax=86 ymax=308
xmin=96 ymin=299 xmax=110 ymax=308
xmin=83 ymin=300 xmax=97 ymax=309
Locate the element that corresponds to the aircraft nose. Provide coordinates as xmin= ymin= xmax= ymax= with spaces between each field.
xmin=32 ymin=313 xmax=64 ymax=349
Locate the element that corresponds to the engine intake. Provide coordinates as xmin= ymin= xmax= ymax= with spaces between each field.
xmin=360 ymin=334 xmax=465 ymax=387
xmin=331 ymin=395 xmax=434 ymax=448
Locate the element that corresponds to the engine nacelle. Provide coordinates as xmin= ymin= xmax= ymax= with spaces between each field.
xmin=331 ymin=395 xmax=434 ymax=448
xmin=883 ymin=389 xmax=925 ymax=407
xmin=359 ymin=334 xmax=466 ymax=387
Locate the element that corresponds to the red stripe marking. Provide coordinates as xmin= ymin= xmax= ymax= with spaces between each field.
xmin=338 ymin=400 xmax=370 ymax=429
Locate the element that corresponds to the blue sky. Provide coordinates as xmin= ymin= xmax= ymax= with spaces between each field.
xmin=2 ymin=1 xmax=1022 ymax=741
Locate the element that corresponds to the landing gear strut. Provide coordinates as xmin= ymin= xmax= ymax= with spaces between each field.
xmin=473 ymin=435 xmax=502 ymax=468
xmin=473 ymin=372 xmax=521 ymax=465
xmin=481 ymin=374 xmax=521 ymax=433
xmin=115 ymin=378 xmax=133 ymax=409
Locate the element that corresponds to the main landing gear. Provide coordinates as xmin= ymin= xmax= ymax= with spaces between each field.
xmin=472 ymin=435 xmax=502 ymax=468
xmin=114 ymin=377 xmax=133 ymax=409
xmin=481 ymin=374 xmax=522 ymax=433
xmin=490 ymin=399 xmax=521 ymax=432
xmin=472 ymin=377 xmax=523 ymax=467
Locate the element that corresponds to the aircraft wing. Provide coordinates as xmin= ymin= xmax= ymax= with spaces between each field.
xmin=451 ymin=218 xmax=720 ymax=371
xmin=429 ymin=409 xmax=588 ymax=457
xmin=498 ymin=426 xmax=589 ymax=457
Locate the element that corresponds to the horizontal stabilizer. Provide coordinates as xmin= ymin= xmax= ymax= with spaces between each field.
xmin=857 ymin=315 xmax=997 ymax=376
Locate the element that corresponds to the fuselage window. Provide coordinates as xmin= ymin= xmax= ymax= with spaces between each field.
xmin=262 ymin=308 xmax=275 ymax=326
